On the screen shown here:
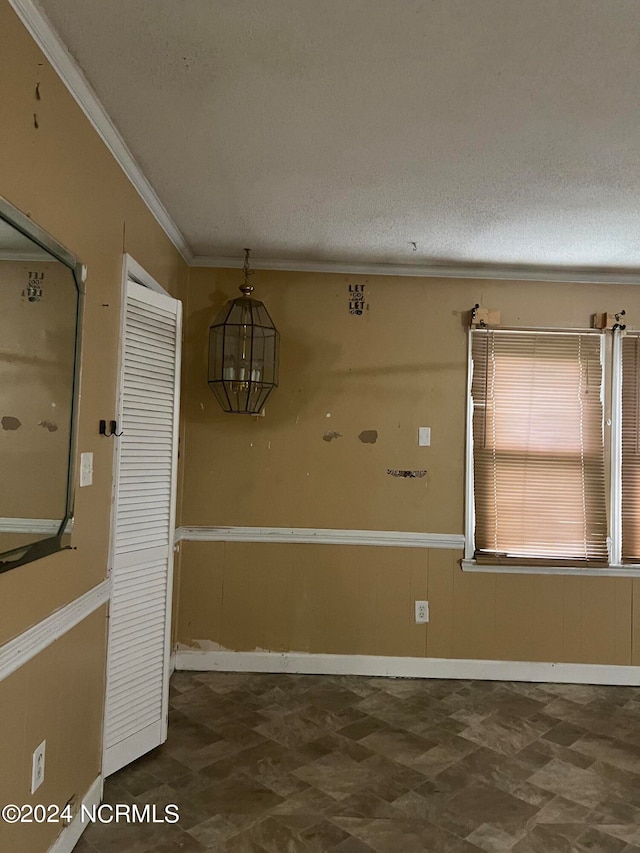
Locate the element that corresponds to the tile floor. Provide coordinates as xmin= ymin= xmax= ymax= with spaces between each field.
xmin=75 ymin=671 xmax=640 ymax=852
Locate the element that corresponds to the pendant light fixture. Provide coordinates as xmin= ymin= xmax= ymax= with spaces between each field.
xmin=208 ymin=249 xmax=280 ymax=414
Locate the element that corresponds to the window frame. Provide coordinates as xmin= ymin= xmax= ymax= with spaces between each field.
xmin=463 ymin=327 xmax=640 ymax=577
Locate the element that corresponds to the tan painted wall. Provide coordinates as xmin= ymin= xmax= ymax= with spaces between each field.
xmin=0 ymin=610 xmax=106 ymax=853
xmin=177 ymin=267 xmax=640 ymax=666
xmin=0 ymin=3 xmax=186 ymax=849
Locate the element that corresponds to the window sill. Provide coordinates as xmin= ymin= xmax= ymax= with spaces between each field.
xmin=461 ymin=559 xmax=640 ymax=578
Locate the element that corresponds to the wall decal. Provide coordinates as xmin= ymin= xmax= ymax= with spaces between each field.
xmin=24 ymin=270 xmax=45 ymax=302
xmin=348 ymin=283 xmax=369 ymax=315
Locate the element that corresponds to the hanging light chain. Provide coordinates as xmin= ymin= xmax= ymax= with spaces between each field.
xmin=240 ymin=248 xmax=255 ymax=295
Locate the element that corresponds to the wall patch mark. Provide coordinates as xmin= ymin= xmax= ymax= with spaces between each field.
xmin=323 ymin=431 xmax=342 ymax=442
xmin=387 ymin=469 xmax=427 ymax=478
xmin=1 ymin=416 xmax=22 ymax=431
xmin=358 ymin=430 xmax=378 ymax=444
xmin=38 ymin=420 xmax=58 ymax=432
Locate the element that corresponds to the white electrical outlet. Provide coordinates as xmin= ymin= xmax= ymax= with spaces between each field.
xmin=31 ymin=740 xmax=46 ymax=794
xmin=418 ymin=427 xmax=431 ymax=446
xmin=415 ymin=600 xmax=429 ymax=623
xmin=79 ymin=452 xmax=93 ymax=487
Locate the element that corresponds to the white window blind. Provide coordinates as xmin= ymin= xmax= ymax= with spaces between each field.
xmin=621 ymin=334 xmax=640 ymax=563
xmin=470 ymin=329 xmax=608 ymax=565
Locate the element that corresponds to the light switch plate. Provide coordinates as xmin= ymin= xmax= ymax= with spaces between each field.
xmin=80 ymin=452 xmax=93 ymax=487
xmin=418 ymin=427 xmax=431 ymax=446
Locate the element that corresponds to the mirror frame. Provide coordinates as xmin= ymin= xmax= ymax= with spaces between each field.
xmin=0 ymin=194 xmax=85 ymax=572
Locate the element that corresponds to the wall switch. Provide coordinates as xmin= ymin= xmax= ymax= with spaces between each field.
xmin=418 ymin=427 xmax=431 ymax=446
xmin=415 ymin=600 xmax=429 ymax=623
xmin=79 ymin=452 xmax=93 ymax=487
xmin=31 ymin=740 xmax=46 ymax=794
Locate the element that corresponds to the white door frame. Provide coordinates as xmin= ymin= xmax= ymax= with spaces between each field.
xmin=102 ymin=254 xmax=181 ymax=776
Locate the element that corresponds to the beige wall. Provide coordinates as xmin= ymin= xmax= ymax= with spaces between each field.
xmin=177 ymin=267 xmax=640 ymax=666
xmin=0 ymin=3 xmax=186 ymax=850
xmin=0 ymin=611 xmax=106 ymax=853
xmin=2 ymin=5 xmax=638 ymax=849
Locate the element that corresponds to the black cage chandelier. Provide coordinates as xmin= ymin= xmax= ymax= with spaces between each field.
xmin=208 ymin=249 xmax=280 ymax=414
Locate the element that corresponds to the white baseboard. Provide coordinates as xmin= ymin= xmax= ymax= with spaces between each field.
xmin=174 ymin=649 xmax=640 ymax=687
xmin=48 ymin=775 xmax=102 ymax=853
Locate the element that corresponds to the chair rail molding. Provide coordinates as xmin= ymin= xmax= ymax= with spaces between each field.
xmin=175 ymin=526 xmax=465 ymax=550
xmin=0 ymin=580 xmax=110 ymax=681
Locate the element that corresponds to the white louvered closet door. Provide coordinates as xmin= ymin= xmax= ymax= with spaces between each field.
xmin=103 ymin=279 xmax=181 ymax=777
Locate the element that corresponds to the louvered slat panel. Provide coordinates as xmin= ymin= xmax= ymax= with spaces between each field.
xmin=108 ymin=701 xmax=163 ymax=742
xmin=124 ymin=355 xmax=174 ymax=378
xmin=114 ymin=538 xmax=170 ymax=554
xmin=115 ymin=512 xmax=171 ymax=526
xmin=104 ymin=279 xmax=181 ymax=772
xmin=111 ymin=568 xmax=168 ymax=593
xmin=127 ymin=299 xmax=175 ymax=321
xmin=121 ymin=429 xmax=173 ymax=439
xmin=118 ymin=465 xmax=172 ymax=476
xmin=107 ymin=633 xmax=166 ymax=663
xmin=120 ymin=492 xmax=169 ymax=512
xmin=107 ymin=699 xmax=164 ymax=742
xmin=122 ymin=393 xmax=174 ymax=408
xmin=107 ymin=691 xmax=164 ymax=725
xmin=120 ymin=443 xmax=173 ymax=453
xmin=115 ymin=528 xmax=170 ymax=543
xmin=107 ymin=689 xmax=164 ymax=722
xmin=126 ymin=308 xmax=175 ymax=325
xmin=122 ymin=422 xmax=173 ymax=433
xmin=107 ymin=660 xmax=166 ymax=695
xmin=109 ymin=621 xmax=167 ymax=649
xmin=124 ymin=341 xmax=175 ymax=359
xmin=111 ymin=579 xmax=167 ymax=600
xmin=111 ymin=652 xmax=163 ymax=688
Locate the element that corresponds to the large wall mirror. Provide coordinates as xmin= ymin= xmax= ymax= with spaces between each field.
xmin=0 ymin=196 xmax=83 ymax=572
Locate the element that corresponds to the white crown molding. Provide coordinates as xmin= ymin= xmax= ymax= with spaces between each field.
xmin=0 ymin=579 xmax=110 ymax=682
xmin=8 ymin=0 xmax=193 ymax=263
xmin=191 ymin=255 xmax=640 ymax=284
xmin=175 ymin=526 xmax=465 ymax=550
xmin=13 ymin=0 xmax=640 ymax=284
xmin=175 ymin=649 xmax=640 ymax=686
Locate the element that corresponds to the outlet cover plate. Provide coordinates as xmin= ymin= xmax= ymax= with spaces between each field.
xmin=415 ymin=600 xmax=429 ymax=624
xmin=31 ymin=739 xmax=46 ymax=794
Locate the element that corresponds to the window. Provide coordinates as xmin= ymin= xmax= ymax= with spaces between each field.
xmin=622 ymin=335 xmax=640 ymax=563
xmin=465 ymin=328 xmax=640 ymax=574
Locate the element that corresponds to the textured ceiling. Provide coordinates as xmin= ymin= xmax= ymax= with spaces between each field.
xmin=37 ymin=0 xmax=640 ymax=267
